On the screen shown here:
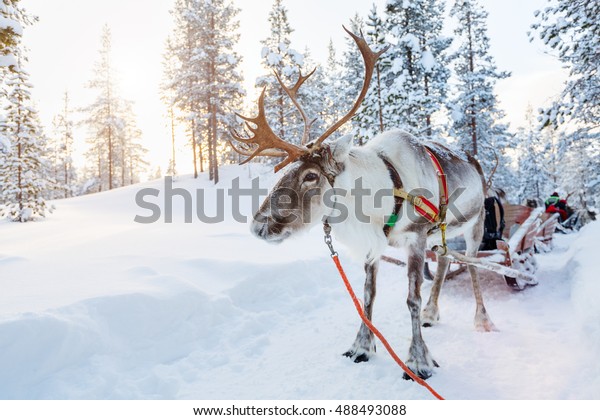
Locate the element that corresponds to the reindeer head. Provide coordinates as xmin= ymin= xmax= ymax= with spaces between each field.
xmin=230 ymin=28 xmax=387 ymax=243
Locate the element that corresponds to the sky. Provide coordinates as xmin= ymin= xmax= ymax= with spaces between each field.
xmin=20 ymin=0 xmax=567 ymax=177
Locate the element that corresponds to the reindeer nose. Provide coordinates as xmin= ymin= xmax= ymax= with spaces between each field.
xmin=252 ymin=222 xmax=267 ymax=239
xmin=251 ymin=212 xmax=270 ymax=239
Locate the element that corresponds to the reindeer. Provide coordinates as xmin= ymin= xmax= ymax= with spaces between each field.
xmin=231 ymin=28 xmax=496 ymax=380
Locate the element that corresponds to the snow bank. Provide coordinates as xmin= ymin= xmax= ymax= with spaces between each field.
xmin=0 ymin=165 xmax=598 ymax=399
xmin=568 ymin=222 xmax=600 ymax=396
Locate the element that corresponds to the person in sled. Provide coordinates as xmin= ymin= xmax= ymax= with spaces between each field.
xmin=545 ymin=192 xmax=568 ymax=222
xmin=480 ymin=195 xmax=505 ymax=250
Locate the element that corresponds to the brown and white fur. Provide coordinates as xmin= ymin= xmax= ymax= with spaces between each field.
xmin=251 ymin=129 xmax=496 ymax=380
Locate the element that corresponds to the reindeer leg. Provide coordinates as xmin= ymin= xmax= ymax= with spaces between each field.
xmin=421 ymin=255 xmax=451 ymax=327
xmin=404 ymin=236 xmax=438 ymax=380
xmin=344 ymin=259 xmax=378 ymax=363
xmin=465 ymin=212 xmax=498 ymax=332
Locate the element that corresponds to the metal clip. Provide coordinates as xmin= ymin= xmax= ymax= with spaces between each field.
xmin=323 ymin=222 xmax=338 ymax=257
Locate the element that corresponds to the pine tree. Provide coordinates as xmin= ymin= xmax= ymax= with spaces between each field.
xmin=118 ymin=102 xmax=148 ymax=186
xmin=530 ymin=0 xmax=599 ymax=208
xmin=515 ymin=105 xmax=549 ymax=203
xmin=322 ymin=39 xmax=346 ymax=133
xmin=531 ymin=0 xmax=600 ymax=128
xmin=298 ymin=47 xmax=327 ymax=141
xmin=161 ymin=36 xmax=178 ymax=177
xmin=1 ymin=0 xmax=33 ymax=70
xmin=168 ymin=0 xmax=201 ymax=178
xmin=355 ymin=4 xmax=389 ymax=143
xmin=200 ymin=0 xmax=245 ymax=183
xmin=82 ymin=25 xmax=118 ymax=191
xmin=48 ymin=91 xmax=77 ymax=198
xmin=0 ymin=60 xmax=51 ymax=222
xmin=449 ymin=0 xmax=511 ymax=178
xmin=255 ymin=0 xmax=306 ymax=144
xmin=384 ymin=0 xmax=452 ymax=138
xmin=2 ymin=0 xmax=33 ymax=152
xmin=541 ymin=126 xmax=564 ymax=191
xmin=82 ymin=25 xmax=146 ymax=192
xmin=340 ymin=14 xmax=366 ymax=144
xmin=559 ymin=129 xmax=600 ymax=209
xmin=166 ymin=0 xmax=244 ymax=183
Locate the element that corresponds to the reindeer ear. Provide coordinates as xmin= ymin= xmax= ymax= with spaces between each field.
xmin=325 ymin=134 xmax=353 ymax=163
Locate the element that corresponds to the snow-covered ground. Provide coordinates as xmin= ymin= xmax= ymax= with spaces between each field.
xmin=0 ymin=165 xmax=598 ymax=400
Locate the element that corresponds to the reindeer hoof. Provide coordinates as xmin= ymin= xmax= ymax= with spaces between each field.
xmin=474 ymin=315 xmax=499 ymax=332
xmin=343 ymin=350 xmax=371 ymax=363
xmin=403 ymin=369 xmax=432 ymax=381
xmin=353 ymin=353 xmax=370 ymax=363
xmin=403 ymin=360 xmax=439 ymax=380
xmin=421 ymin=306 xmax=440 ymax=328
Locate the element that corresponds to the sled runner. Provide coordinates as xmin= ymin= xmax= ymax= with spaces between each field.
xmin=423 ymin=204 xmax=560 ymax=291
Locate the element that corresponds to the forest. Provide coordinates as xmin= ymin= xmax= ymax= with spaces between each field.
xmin=1 ymin=0 xmax=598 ymax=222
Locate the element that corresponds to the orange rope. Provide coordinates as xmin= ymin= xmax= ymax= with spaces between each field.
xmin=332 ymin=254 xmax=445 ymax=400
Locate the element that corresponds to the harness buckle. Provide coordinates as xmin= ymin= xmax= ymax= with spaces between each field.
xmin=439 ymin=222 xmax=448 ymax=256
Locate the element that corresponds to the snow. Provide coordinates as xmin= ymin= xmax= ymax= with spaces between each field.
xmin=0 ymin=135 xmax=10 ymax=151
xmin=287 ymin=48 xmax=304 ymax=67
xmin=450 ymin=107 xmax=464 ymax=123
xmin=0 ymin=15 xmax=23 ymax=36
xmin=0 ymin=53 xmax=17 ymax=68
xmin=401 ymin=33 xmax=420 ymax=51
xmin=266 ymin=51 xmax=282 ymax=66
xmin=420 ymin=50 xmax=435 ymax=72
xmin=260 ymin=46 xmax=269 ymax=59
xmin=0 ymin=164 xmax=599 ymax=400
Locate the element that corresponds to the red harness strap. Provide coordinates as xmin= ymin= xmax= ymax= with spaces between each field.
xmin=425 ymin=148 xmax=448 ymax=204
xmin=392 ymin=147 xmax=449 ymax=225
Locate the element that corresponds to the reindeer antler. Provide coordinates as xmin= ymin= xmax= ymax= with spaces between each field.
xmin=486 ymin=149 xmax=500 ymax=191
xmin=274 ymin=68 xmax=317 ymax=146
xmin=310 ymin=26 xmax=389 ymax=149
xmin=230 ymin=87 xmax=308 ymax=172
xmin=230 ymin=27 xmax=388 ymax=172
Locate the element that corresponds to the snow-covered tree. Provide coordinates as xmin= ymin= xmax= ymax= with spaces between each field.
xmin=340 ymin=14 xmax=367 ymax=144
xmin=200 ymin=0 xmax=244 ymax=183
xmin=166 ymin=0 xmax=244 ymax=183
xmin=0 ymin=5 xmax=48 ymax=221
xmin=559 ymin=129 xmax=600 ymax=209
xmin=531 ymin=0 xmax=600 ymax=128
xmin=81 ymin=25 xmax=146 ymax=192
xmin=0 ymin=61 xmax=51 ymax=222
xmin=167 ymin=0 xmax=202 ymax=178
xmin=530 ymin=0 xmax=599 ymax=208
xmin=354 ymin=4 xmax=389 ymax=143
xmin=448 ymin=0 xmax=512 ymax=178
xmin=48 ymin=91 xmax=77 ymax=198
xmin=322 ymin=39 xmax=347 ymax=134
xmin=118 ymin=104 xmax=147 ymax=186
xmin=1 ymin=0 xmax=33 ymax=70
xmin=515 ymin=105 xmax=550 ymax=203
xmin=81 ymin=25 xmax=118 ymax=191
xmin=161 ymin=36 xmax=178 ymax=177
xmin=1 ymin=0 xmax=34 ymax=153
xmin=255 ymin=0 xmax=306 ymax=144
xmin=540 ymin=127 xmax=563 ymax=190
xmin=384 ymin=0 xmax=452 ymax=138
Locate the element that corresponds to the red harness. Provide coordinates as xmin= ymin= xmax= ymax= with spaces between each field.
xmin=391 ymin=147 xmax=449 ymax=225
xmin=421 ymin=148 xmax=449 ymax=223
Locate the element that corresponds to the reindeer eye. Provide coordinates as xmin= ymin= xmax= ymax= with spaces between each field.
xmin=303 ymin=172 xmax=319 ymax=183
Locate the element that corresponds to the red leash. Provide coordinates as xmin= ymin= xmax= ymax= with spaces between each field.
xmin=324 ymin=225 xmax=444 ymax=400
